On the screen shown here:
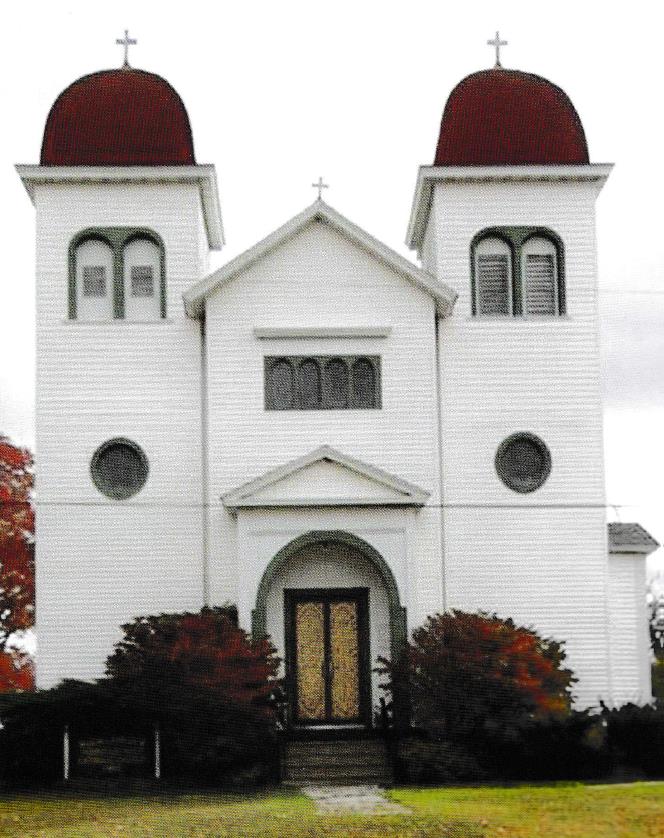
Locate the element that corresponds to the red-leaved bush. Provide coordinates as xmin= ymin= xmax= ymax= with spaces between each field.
xmin=101 ymin=607 xmax=281 ymax=782
xmin=381 ymin=610 xmax=575 ymax=741
xmin=106 ymin=607 xmax=280 ymax=718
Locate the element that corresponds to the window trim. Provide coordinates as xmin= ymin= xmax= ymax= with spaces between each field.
xmin=264 ymin=355 xmax=382 ymax=411
xmin=69 ymin=227 xmax=166 ymax=320
xmin=470 ymin=227 xmax=565 ymax=317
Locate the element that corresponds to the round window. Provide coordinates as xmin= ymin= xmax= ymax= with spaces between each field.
xmin=495 ymin=432 xmax=551 ymax=493
xmin=90 ymin=438 xmax=148 ymax=499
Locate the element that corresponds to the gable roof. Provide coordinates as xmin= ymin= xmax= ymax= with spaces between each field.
xmin=183 ymin=200 xmax=457 ymax=318
xmin=222 ymin=444 xmax=430 ymax=511
xmin=608 ymin=522 xmax=660 ymax=555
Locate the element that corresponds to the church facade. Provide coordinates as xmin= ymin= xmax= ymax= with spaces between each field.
xmin=18 ymin=52 xmax=658 ymax=726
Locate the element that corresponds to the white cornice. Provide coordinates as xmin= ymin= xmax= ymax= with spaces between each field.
xmin=406 ymin=163 xmax=614 ymax=254
xmin=184 ymin=199 xmax=457 ymax=319
xmin=15 ymin=164 xmax=224 ymax=250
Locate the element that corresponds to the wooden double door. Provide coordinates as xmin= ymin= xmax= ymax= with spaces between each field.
xmin=285 ymin=588 xmax=371 ymax=726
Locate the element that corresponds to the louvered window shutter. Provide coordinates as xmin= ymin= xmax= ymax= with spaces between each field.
xmin=477 ymin=254 xmax=510 ymax=315
xmin=524 ymin=253 xmax=556 ymax=315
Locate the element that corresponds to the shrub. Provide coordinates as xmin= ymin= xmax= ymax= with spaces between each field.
xmin=380 ymin=610 xmax=581 ymax=782
xmin=603 ymin=703 xmax=664 ymax=778
xmin=653 ymin=658 xmax=664 ymax=706
xmin=382 ymin=611 xmax=574 ymax=741
xmin=0 ymin=606 xmax=282 ymax=787
xmin=0 ymin=680 xmax=139 ymax=787
xmin=396 ymin=736 xmax=487 ymax=784
xmin=490 ymin=711 xmax=610 ymax=781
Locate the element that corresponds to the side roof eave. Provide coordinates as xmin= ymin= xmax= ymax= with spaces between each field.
xmin=183 ymin=200 xmax=457 ymax=318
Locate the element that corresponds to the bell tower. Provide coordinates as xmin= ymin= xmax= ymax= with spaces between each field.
xmin=406 ymin=52 xmax=619 ymax=707
xmin=16 ymin=41 xmax=223 ymax=687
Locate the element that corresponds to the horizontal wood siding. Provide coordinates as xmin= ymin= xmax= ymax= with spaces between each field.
xmin=424 ymin=180 xmax=612 ymax=708
xmin=608 ymin=554 xmax=652 ymax=705
xmin=34 ymin=182 xmax=208 ymax=686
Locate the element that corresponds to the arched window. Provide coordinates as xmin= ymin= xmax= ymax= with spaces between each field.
xmin=74 ymin=238 xmax=114 ymax=321
xmin=299 ymin=359 xmax=322 ymax=409
xmin=324 ymin=359 xmax=350 ymax=409
xmin=474 ymin=237 xmax=512 ymax=316
xmin=123 ymin=237 xmax=162 ymax=321
xmin=267 ymin=359 xmax=295 ymax=409
xmin=69 ymin=227 xmax=165 ymax=320
xmin=521 ymin=236 xmax=559 ymax=316
xmin=351 ymin=358 xmax=377 ymax=408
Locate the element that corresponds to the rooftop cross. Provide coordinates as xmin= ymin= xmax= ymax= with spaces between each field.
xmin=116 ymin=29 xmax=137 ymax=69
xmin=311 ymin=176 xmax=329 ymax=201
xmin=487 ymin=31 xmax=507 ymax=68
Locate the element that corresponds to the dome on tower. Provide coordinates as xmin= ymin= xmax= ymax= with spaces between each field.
xmin=40 ymin=68 xmax=195 ymax=166
xmin=434 ymin=68 xmax=589 ymax=166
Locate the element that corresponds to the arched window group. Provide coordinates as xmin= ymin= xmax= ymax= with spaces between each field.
xmin=70 ymin=228 xmax=165 ymax=321
xmin=472 ymin=228 xmax=564 ymax=317
xmin=265 ymin=356 xmax=381 ymax=410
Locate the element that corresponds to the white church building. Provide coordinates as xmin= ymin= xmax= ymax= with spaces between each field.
xmin=17 ymin=42 xmax=659 ymax=728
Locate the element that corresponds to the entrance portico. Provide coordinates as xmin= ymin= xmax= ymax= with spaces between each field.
xmin=222 ymin=445 xmax=430 ymax=729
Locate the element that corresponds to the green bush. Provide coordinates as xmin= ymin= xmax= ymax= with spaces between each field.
xmin=653 ymin=659 xmax=664 ymax=706
xmin=603 ymin=703 xmax=664 ymax=778
xmin=396 ymin=737 xmax=487 ymax=784
xmin=489 ymin=711 xmax=610 ymax=781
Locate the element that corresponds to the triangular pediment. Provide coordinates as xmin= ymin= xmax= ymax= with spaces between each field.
xmin=222 ymin=445 xmax=430 ymax=510
xmin=183 ymin=200 xmax=457 ymax=318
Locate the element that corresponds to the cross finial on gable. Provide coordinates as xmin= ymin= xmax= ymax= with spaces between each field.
xmin=487 ymin=31 xmax=508 ymax=68
xmin=311 ymin=176 xmax=329 ymax=201
xmin=116 ymin=29 xmax=137 ymax=69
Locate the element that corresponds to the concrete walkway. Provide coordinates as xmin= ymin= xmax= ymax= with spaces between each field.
xmin=302 ymin=784 xmax=411 ymax=815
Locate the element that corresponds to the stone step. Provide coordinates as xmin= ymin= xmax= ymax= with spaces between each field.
xmin=282 ymin=738 xmax=393 ymax=785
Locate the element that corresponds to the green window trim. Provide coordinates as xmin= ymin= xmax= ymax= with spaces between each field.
xmin=68 ymin=227 xmax=166 ymax=320
xmin=264 ymin=355 xmax=382 ymax=411
xmin=252 ymin=530 xmax=407 ymax=664
xmin=470 ymin=226 xmax=566 ymax=317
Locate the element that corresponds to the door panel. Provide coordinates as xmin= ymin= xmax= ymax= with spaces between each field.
xmin=287 ymin=589 xmax=369 ymax=726
xmin=329 ymin=600 xmax=360 ymax=719
xmin=295 ymin=601 xmax=327 ymax=720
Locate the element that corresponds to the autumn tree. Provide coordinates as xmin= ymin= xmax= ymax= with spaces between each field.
xmin=0 ymin=436 xmax=34 ymax=692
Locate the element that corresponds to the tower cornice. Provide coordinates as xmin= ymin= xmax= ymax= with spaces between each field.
xmin=15 ymin=164 xmax=224 ymax=250
xmin=406 ymin=163 xmax=613 ymax=256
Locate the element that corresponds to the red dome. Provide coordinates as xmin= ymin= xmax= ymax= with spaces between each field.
xmin=41 ymin=68 xmax=195 ymax=166
xmin=434 ymin=68 xmax=588 ymax=166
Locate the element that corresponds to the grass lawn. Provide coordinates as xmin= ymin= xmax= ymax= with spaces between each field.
xmin=0 ymin=782 xmax=662 ymax=837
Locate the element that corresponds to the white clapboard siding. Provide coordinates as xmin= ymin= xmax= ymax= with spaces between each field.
xmin=33 ymin=181 xmax=209 ymax=687
xmin=422 ymin=177 xmax=613 ymax=708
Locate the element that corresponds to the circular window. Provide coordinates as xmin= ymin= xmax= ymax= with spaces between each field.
xmin=495 ymin=432 xmax=551 ymax=493
xmin=90 ymin=438 xmax=149 ymax=499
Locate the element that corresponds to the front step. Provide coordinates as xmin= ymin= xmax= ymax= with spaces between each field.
xmin=282 ymin=738 xmax=393 ymax=785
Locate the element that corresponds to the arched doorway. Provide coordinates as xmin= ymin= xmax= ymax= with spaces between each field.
xmin=252 ymin=531 xmax=406 ymax=728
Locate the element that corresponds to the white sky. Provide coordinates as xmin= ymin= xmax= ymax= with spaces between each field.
xmin=0 ymin=0 xmax=662 ymax=575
